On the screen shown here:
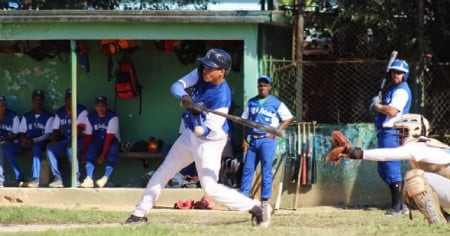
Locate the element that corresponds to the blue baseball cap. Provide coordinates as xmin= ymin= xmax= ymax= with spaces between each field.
xmin=32 ymin=89 xmax=45 ymax=100
xmin=257 ymin=75 xmax=272 ymax=84
xmin=95 ymin=96 xmax=107 ymax=105
xmin=0 ymin=95 xmax=7 ymax=105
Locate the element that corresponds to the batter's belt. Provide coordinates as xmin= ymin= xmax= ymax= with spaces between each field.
xmin=410 ymin=161 xmax=450 ymax=179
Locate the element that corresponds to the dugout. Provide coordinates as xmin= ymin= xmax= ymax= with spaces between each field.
xmin=0 ymin=10 xmax=292 ymax=187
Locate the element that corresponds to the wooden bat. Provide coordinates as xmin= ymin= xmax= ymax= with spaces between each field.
xmin=301 ymin=123 xmax=307 ymax=185
xmin=311 ymin=121 xmax=317 ymax=184
xmin=378 ymin=50 xmax=398 ymax=101
xmin=204 ymin=108 xmax=285 ymax=137
xmin=274 ymin=135 xmax=289 ymax=210
xmin=306 ymin=123 xmax=313 ymax=185
xmin=293 ymin=123 xmax=302 ymax=209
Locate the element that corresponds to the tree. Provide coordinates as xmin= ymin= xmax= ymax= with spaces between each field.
xmin=22 ymin=0 xmax=216 ymax=10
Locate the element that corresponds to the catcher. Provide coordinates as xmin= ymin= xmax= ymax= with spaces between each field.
xmin=326 ymin=113 xmax=450 ymax=224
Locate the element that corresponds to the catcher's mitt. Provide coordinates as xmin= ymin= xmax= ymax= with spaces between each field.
xmin=326 ymin=131 xmax=352 ymax=165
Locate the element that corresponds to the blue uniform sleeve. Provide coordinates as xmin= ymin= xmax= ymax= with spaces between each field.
xmin=170 ymin=69 xmax=199 ymax=99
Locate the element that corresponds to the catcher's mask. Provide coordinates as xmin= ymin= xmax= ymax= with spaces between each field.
xmin=393 ymin=113 xmax=430 ymax=141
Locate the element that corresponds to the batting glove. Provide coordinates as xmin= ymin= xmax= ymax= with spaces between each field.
xmin=181 ymin=95 xmax=194 ymax=109
xmin=191 ymin=102 xmax=206 ymax=116
xmin=369 ymin=96 xmax=380 ymax=113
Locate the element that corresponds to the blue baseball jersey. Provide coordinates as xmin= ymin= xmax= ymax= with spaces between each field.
xmin=19 ymin=109 xmax=54 ymax=139
xmin=242 ymin=95 xmax=293 ymax=136
xmin=375 ymin=82 xmax=411 ymax=129
xmin=171 ymin=68 xmax=231 ymax=140
xmin=84 ymin=109 xmax=120 ymax=142
xmin=0 ymin=109 xmax=20 ymax=139
xmin=53 ymin=104 xmax=88 ymax=140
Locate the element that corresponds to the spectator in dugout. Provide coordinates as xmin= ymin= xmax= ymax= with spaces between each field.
xmin=0 ymin=95 xmax=25 ymax=187
xmin=18 ymin=90 xmax=54 ymax=188
xmin=80 ymin=96 xmax=120 ymax=188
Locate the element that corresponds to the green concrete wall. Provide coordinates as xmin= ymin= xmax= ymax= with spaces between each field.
xmin=0 ymin=40 xmax=247 ymax=145
xmin=277 ymin=123 xmax=411 ymax=208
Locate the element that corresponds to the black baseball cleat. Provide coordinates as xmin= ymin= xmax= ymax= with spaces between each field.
xmin=249 ymin=205 xmax=263 ymax=226
xmin=124 ymin=215 xmax=148 ymax=224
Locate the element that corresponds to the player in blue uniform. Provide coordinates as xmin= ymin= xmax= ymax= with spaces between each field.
xmin=240 ymin=75 xmax=293 ymax=215
xmin=125 ymin=48 xmax=271 ymax=227
xmin=80 ymin=96 xmax=120 ymax=188
xmin=47 ymin=89 xmax=88 ymax=188
xmin=18 ymin=90 xmax=54 ymax=188
xmin=369 ymin=59 xmax=412 ymax=215
xmin=0 ymin=95 xmax=24 ymax=187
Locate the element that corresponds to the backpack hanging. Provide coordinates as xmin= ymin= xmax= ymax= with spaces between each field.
xmin=114 ymin=53 xmax=143 ymax=114
xmin=99 ymin=39 xmax=138 ymax=81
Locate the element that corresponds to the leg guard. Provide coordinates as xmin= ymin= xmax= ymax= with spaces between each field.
xmin=403 ymin=169 xmax=447 ymax=224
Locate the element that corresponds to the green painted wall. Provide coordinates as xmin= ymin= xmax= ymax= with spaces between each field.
xmin=0 ymin=40 xmax=247 ymax=145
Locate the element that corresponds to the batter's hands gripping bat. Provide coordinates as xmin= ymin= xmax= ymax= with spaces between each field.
xmin=204 ymin=108 xmax=285 ymax=137
xmin=378 ymin=50 xmax=398 ymax=101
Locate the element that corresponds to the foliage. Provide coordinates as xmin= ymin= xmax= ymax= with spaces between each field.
xmin=16 ymin=0 xmax=217 ymax=10
xmin=332 ymin=0 xmax=450 ymax=60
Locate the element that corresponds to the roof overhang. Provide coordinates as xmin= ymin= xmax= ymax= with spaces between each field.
xmin=0 ymin=10 xmax=292 ymax=25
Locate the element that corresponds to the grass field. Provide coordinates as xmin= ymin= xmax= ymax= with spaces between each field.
xmin=0 ymin=205 xmax=448 ymax=235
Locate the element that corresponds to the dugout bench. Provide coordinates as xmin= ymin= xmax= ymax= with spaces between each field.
xmin=8 ymin=151 xmax=165 ymax=187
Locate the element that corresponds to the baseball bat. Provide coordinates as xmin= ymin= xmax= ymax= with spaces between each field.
xmin=378 ymin=50 xmax=398 ymax=101
xmin=274 ymin=132 xmax=290 ymax=210
xmin=293 ymin=123 xmax=302 ymax=209
xmin=204 ymin=108 xmax=285 ymax=137
xmin=311 ymin=121 xmax=317 ymax=184
xmin=306 ymin=123 xmax=312 ymax=185
xmin=301 ymin=123 xmax=307 ymax=185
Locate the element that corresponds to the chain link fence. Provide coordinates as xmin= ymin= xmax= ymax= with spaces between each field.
xmin=262 ymin=12 xmax=450 ymax=142
xmin=421 ymin=61 xmax=450 ymax=143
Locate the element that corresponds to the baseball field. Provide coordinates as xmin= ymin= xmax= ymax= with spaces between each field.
xmin=0 ymin=205 xmax=448 ymax=235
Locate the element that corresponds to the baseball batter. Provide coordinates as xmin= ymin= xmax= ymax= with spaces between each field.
xmin=327 ymin=113 xmax=450 ymax=224
xmin=370 ymin=59 xmax=412 ymax=215
xmin=47 ymin=89 xmax=88 ymax=188
xmin=125 ymin=48 xmax=271 ymax=227
xmin=80 ymin=96 xmax=120 ymax=188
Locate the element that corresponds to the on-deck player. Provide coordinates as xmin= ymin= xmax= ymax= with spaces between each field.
xmin=125 ymin=48 xmax=272 ymax=227
xmin=369 ymin=59 xmax=412 ymax=216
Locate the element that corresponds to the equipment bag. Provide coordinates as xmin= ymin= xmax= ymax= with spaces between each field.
xmin=114 ymin=54 xmax=143 ymax=114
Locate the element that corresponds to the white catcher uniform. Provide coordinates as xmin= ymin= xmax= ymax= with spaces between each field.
xmin=345 ymin=114 xmax=450 ymax=224
xmin=130 ymin=68 xmax=260 ymax=217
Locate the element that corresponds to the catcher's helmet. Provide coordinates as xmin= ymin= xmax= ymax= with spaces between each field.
xmin=197 ymin=48 xmax=232 ymax=73
xmin=389 ymin=59 xmax=409 ymax=81
xmin=394 ymin=113 xmax=430 ymax=139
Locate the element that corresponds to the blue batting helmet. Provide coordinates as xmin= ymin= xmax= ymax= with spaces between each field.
xmin=197 ymin=48 xmax=232 ymax=73
xmin=388 ymin=59 xmax=409 ymax=81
